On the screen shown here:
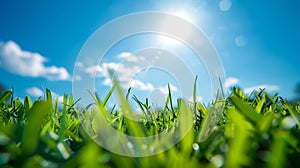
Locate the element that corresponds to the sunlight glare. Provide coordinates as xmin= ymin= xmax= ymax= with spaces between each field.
xmin=157 ymin=35 xmax=181 ymax=47
xmin=155 ymin=3 xmax=204 ymax=48
xmin=167 ymin=8 xmax=197 ymax=24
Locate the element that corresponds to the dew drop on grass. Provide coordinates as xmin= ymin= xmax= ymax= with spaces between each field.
xmin=210 ymin=154 xmax=224 ymax=167
xmin=192 ymin=143 xmax=199 ymax=151
xmin=142 ymin=144 xmax=147 ymax=150
xmin=127 ymin=141 xmax=133 ymax=149
xmin=149 ymin=146 xmax=154 ymax=153
xmin=281 ymin=116 xmax=297 ymax=129
xmin=57 ymin=142 xmax=70 ymax=159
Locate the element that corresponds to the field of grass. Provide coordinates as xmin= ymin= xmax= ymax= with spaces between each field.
xmin=0 ymin=85 xmax=300 ymax=168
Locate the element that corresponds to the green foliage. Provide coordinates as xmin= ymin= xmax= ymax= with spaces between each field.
xmin=0 ymin=86 xmax=300 ymax=167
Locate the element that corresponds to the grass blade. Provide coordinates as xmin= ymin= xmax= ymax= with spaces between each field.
xmin=230 ymin=95 xmax=262 ymax=125
xmin=59 ymin=94 xmax=68 ymax=141
xmin=198 ymin=103 xmax=222 ymax=142
xmin=193 ymin=76 xmax=198 ymax=117
xmin=255 ymin=94 xmax=265 ymax=113
xmin=21 ymin=100 xmax=50 ymax=155
xmin=282 ymin=99 xmax=300 ymax=128
xmin=0 ymin=90 xmax=12 ymax=104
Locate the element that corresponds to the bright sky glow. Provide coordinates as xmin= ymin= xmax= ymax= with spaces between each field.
xmin=0 ymin=0 xmax=299 ymax=104
xmin=156 ymin=35 xmax=182 ymax=48
xmin=168 ymin=9 xmax=197 ymax=24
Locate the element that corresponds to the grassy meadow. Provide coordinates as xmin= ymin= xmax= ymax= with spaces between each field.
xmin=0 ymin=84 xmax=300 ymax=168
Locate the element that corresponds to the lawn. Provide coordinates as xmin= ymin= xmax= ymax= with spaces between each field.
xmin=0 ymin=85 xmax=300 ymax=167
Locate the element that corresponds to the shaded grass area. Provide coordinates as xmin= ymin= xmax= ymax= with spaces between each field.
xmin=0 ymin=87 xmax=300 ymax=168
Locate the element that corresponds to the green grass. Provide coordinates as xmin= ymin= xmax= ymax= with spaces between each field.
xmin=0 ymin=86 xmax=300 ymax=167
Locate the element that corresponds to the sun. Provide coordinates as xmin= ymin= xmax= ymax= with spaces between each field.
xmin=155 ymin=4 xmax=201 ymax=48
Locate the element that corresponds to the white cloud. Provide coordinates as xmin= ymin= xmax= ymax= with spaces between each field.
xmin=0 ymin=41 xmax=70 ymax=81
xmin=51 ymin=91 xmax=64 ymax=102
xmin=117 ymin=52 xmax=146 ymax=63
xmin=102 ymin=76 xmax=155 ymax=93
xmin=126 ymin=56 xmax=139 ymax=62
xmin=84 ymin=61 xmax=151 ymax=92
xmin=102 ymin=78 xmax=113 ymax=86
xmin=42 ymin=66 xmax=70 ymax=81
xmin=26 ymin=87 xmax=44 ymax=97
xmin=224 ymin=77 xmax=239 ymax=89
xmin=158 ymin=84 xmax=178 ymax=95
xmin=85 ymin=65 xmax=102 ymax=77
xmin=85 ymin=62 xmax=118 ymax=78
xmin=25 ymin=86 xmax=65 ymax=102
xmin=219 ymin=0 xmax=232 ymax=11
xmin=85 ymin=52 xmax=179 ymax=93
xmin=244 ymin=85 xmax=279 ymax=94
xmin=118 ymin=52 xmax=132 ymax=59
xmin=129 ymin=79 xmax=154 ymax=91
xmin=114 ymin=64 xmax=141 ymax=82
xmin=75 ymin=61 xmax=84 ymax=68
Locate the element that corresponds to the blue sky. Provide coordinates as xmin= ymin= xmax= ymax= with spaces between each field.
xmin=0 ymin=0 xmax=299 ymax=105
